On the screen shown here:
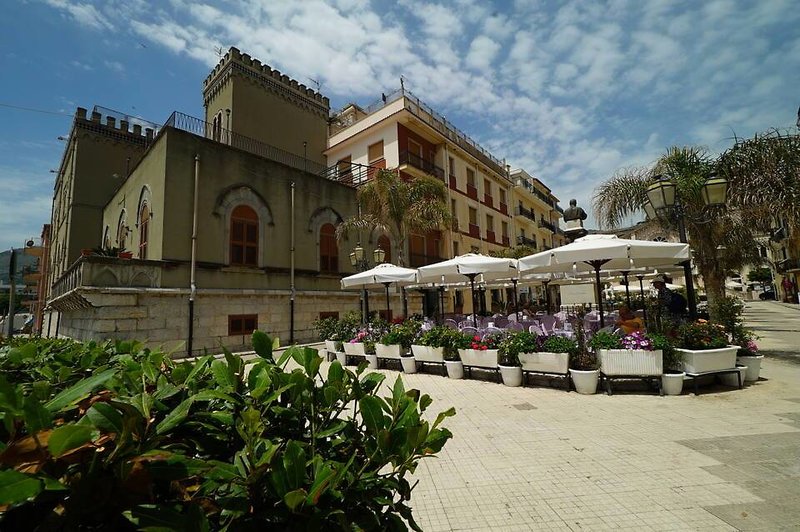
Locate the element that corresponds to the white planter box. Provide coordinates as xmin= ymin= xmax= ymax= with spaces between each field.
xmin=365 ymin=354 xmax=379 ymax=369
xmin=458 ymin=348 xmax=499 ymax=369
xmin=411 ymin=345 xmax=445 ymax=363
xmin=335 ymin=352 xmax=347 ymax=366
xmin=598 ymin=349 xmax=663 ymax=376
xmin=344 ymin=342 xmax=366 ymax=356
xmin=325 ymin=340 xmax=339 ymax=353
xmin=518 ymin=351 xmax=569 ymax=375
xmin=737 ymin=355 xmax=763 ymax=382
xmin=677 ymin=346 xmax=738 ymax=373
xmin=375 ymin=343 xmax=402 ymax=359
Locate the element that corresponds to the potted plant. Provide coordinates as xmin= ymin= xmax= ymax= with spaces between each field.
xmin=458 ymin=332 xmax=502 ymax=371
xmin=516 ymin=333 xmax=571 ymax=386
xmin=590 ymin=330 xmax=664 ymax=378
xmin=732 ymin=326 xmax=762 ymax=382
xmin=313 ymin=316 xmax=339 ymax=355
xmin=344 ymin=330 xmax=368 ymax=356
xmin=655 ymin=333 xmax=684 ymax=395
xmin=442 ymin=328 xmax=468 ymax=379
xmin=676 ymin=320 xmax=738 ymax=373
xmin=566 ymin=314 xmax=597 ymax=394
xmin=412 ymin=326 xmax=447 ymax=364
xmin=497 ymin=331 xmax=525 ymax=387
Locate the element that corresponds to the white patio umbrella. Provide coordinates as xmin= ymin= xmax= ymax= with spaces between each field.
xmin=341 ymin=263 xmax=418 ymax=318
xmin=417 ymin=253 xmax=518 ymax=326
xmin=518 ymin=234 xmax=689 ymax=327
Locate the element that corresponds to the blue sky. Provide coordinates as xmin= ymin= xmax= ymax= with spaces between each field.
xmin=1 ymin=0 xmax=799 ymax=251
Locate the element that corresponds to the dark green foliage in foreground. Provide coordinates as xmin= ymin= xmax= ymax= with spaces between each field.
xmin=0 ymin=334 xmax=454 ymax=530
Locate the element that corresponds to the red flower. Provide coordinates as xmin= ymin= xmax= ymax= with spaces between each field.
xmin=481 ymin=345 xmax=488 ymax=350
xmin=473 ymin=335 xmax=481 ymax=341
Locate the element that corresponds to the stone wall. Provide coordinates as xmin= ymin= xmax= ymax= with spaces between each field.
xmin=54 ymin=287 xmax=421 ymax=357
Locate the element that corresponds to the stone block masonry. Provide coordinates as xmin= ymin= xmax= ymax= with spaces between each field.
xmin=54 ymin=287 xmax=421 ymax=357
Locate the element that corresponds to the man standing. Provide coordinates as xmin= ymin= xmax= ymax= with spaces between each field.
xmin=653 ymin=274 xmax=687 ymax=319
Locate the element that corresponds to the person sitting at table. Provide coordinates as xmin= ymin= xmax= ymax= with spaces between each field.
xmin=616 ymin=305 xmax=644 ymax=334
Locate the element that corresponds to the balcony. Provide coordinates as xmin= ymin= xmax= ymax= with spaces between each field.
xmin=49 ymin=255 xmax=164 ymax=303
xmin=516 ymin=205 xmax=536 ymax=222
xmin=483 ymin=194 xmax=493 ymax=208
xmin=499 ymin=202 xmax=508 ymax=215
xmin=516 ymin=235 xmax=537 ymax=248
xmin=399 ymin=150 xmax=445 ymax=180
xmin=320 ymin=160 xmax=386 ymax=187
xmin=486 ymin=230 xmax=496 ymax=243
xmin=409 ymin=253 xmax=446 ymax=268
xmin=466 ymin=184 xmax=478 ymax=200
xmin=468 ymin=223 xmax=480 ymax=238
xmin=777 ymin=258 xmax=800 ymax=273
xmin=538 ymin=219 xmax=556 ymax=233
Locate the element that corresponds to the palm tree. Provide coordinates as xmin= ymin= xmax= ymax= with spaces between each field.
xmin=593 ymin=146 xmax=766 ymax=319
xmin=336 ymin=169 xmax=451 ymax=267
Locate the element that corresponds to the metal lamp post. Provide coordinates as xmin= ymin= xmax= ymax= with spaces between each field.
xmin=645 ymin=172 xmax=729 ymax=319
xmin=349 ymin=243 xmax=386 ymax=323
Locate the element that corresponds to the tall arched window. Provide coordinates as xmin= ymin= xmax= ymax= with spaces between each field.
xmin=377 ymin=235 xmax=391 ymax=264
xmin=212 ymin=111 xmax=222 ymax=142
xmin=320 ymin=223 xmax=338 ymax=273
xmin=230 ymin=205 xmax=258 ymax=266
xmin=117 ymin=211 xmax=128 ymax=250
xmin=138 ymin=203 xmax=150 ymax=259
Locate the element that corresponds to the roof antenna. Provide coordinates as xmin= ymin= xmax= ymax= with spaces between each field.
xmin=307 ymin=77 xmax=321 ymax=92
xmin=400 ymin=75 xmax=406 ymax=93
xmin=214 ymin=46 xmax=223 ymax=58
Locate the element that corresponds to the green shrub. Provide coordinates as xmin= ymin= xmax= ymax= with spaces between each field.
xmin=380 ymin=319 xmax=421 ymax=349
xmin=541 ymin=335 xmax=577 ymax=354
xmin=678 ymin=320 xmax=729 ymax=350
xmin=0 ymin=334 xmax=454 ymax=530
xmin=587 ymin=331 xmax=622 ymax=351
xmin=498 ymin=331 xmax=540 ymax=366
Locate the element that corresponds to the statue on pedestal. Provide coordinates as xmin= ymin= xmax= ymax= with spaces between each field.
xmin=563 ymin=199 xmax=588 ymax=241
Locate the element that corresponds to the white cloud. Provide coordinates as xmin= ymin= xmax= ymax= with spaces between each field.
xmin=44 ymin=0 xmax=113 ymax=30
xmin=465 ymin=35 xmax=501 ymax=71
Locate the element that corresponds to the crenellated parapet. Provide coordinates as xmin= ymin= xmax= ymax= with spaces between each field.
xmin=202 ymin=47 xmax=329 ymax=118
xmin=73 ymin=107 xmax=158 ymax=146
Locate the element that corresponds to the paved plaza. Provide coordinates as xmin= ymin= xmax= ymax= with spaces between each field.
xmin=317 ymin=301 xmax=800 ymax=531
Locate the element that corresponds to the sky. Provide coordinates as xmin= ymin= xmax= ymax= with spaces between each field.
xmin=1 ymin=0 xmax=799 ymax=251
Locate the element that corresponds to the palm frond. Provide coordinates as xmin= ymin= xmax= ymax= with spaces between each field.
xmin=592 ymin=166 xmax=650 ymax=229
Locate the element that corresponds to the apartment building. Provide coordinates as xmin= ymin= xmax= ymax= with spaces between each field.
xmin=510 ymin=169 xmax=565 ymax=253
xmin=326 ymin=89 xmax=515 ymax=269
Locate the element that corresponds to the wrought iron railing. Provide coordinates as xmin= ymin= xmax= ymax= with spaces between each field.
xmin=517 ymin=235 xmax=537 ymax=247
xmin=163 ymin=112 xmax=327 ymax=175
xmin=318 ymin=161 xmax=385 ymax=186
xmin=777 ymin=258 xmax=800 ymax=273
xmin=398 ymin=151 xmax=444 ymax=179
xmin=538 ymin=219 xmax=557 ymax=233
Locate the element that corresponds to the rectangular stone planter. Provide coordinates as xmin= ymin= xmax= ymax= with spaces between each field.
xmin=598 ymin=349 xmax=663 ymax=376
xmin=518 ymin=351 xmax=569 ymax=375
xmin=458 ymin=348 xmax=499 ymax=369
xmin=325 ymin=340 xmax=339 ymax=353
xmin=375 ymin=343 xmax=402 ymax=359
xmin=411 ymin=345 xmax=445 ymax=363
xmin=344 ymin=342 xmax=366 ymax=356
xmin=677 ymin=346 xmax=739 ymax=373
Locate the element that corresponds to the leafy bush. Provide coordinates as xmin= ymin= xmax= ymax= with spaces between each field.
xmin=678 ymin=320 xmax=729 ymax=350
xmin=0 ymin=334 xmax=454 ymax=530
xmin=417 ymin=326 xmax=447 ymax=348
xmin=587 ymin=331 xmax=622 ymax=351
xmin=436 ymin=329 xmax=470 ymax=361
xmin=464 ymin=333 xmax=503 ymax=351
xmin=498 ymin=331 xmax=540 ymax=366
xmin=313 ymin=316 xmax=338 ymax=341
xmin=542 ymin=335 xmax=578 ymax=354
xmin=650 ymin=332 xmax=681 ymax=370
xmin=380 ymin=319 xmax=422 ymax=349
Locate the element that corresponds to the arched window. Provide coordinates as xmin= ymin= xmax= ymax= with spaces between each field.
xmin=212 ymin=111 xmax=223 ymax=142
xmin=377 ymin=235 xmax=391 ymax=264
xmin=117 ymin=211 xmax=128 ymax=249
xmin=139 ymin=203 xmax=150 ymax=259
xmin=230 ymin=205 xmax=258 ymax=266
xmin=320 ymin=223 xmax=338 ymax=273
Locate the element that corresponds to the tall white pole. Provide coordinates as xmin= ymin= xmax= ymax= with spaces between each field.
xmin=188 ymin=155 xmax=199 ymax=356
xmin=290 ymin=181 xmax=296 ymax=344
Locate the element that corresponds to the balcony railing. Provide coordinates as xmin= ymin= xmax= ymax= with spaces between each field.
xmin=483 ymin=194 xmax=493 ymax=208
xmin=319 ymin=160 xmax=387 ymax=187
xmin=516 ymin=205 xmax=536 ymax=221
xmin=777 ymin=258 xmax=800 ymax=273
xmin=449 ymin=175 xmax=457 ymax=190
xmin=502 ymin=236 xmax=510 ymax=247
xmin=499 ymin=202 xmax=508 ymax=215
xmin=50 ymin=257 xmax=85 ymax=300
xmin=538 ymin=219 xmax=556 ymax=233
xmin=399 ymin=151 xmax=444 ymax=179
xmin=486 ymin=230 xmax=496 ymax=243
xmin=164 ymin=112 xmax=327 ymax=176
xmin=468 ymin=223 xmax=480 ymax=238
xmin=517 ymin=235 xmax=537 ymax=248
xmin=409 ymin=253 xmax=446 ymax=268
xmin=466 ymin=184 xmax=478 ymax=200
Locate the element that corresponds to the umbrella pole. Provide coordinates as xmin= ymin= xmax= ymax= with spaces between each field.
xmin=438 ymin=286 xmax=445 ymax=324
xmin=621 ymin=270 xmax=631 ymax=308
xmin=543 ymin=280 xmax=551 ymax=313
xmin=593 ymin=263 xmax=605 ymax=328
xmin=468 ymin=274 xmax=478 ymax=327
xmin=364 ymin=289 xmax=370 ymax=324
xmin=402 ymin=287 xmax=407 ymax=318
xmin=512 ymin=279 xmax=519 ymax=320
xmin=637 ymin=274 xmax=647 ymax=323
xmin=384 ymin=282 xmax=391 ymax=321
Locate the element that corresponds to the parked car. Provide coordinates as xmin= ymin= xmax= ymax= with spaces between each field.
xmin=759 ymin=289 xmax=776 ymax=300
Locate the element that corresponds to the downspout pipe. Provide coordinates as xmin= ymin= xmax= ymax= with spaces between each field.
xmin=290 ymin=181 xmax=296 ymax=344
xmin=188 ymin=154 xmax=199 ymax=357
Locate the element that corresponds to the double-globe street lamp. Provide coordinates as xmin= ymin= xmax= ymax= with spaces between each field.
xmin=349 ymin=243 xmax=386 ymax=323
xmin=644 ymin=173 xmax=729 ymax=319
